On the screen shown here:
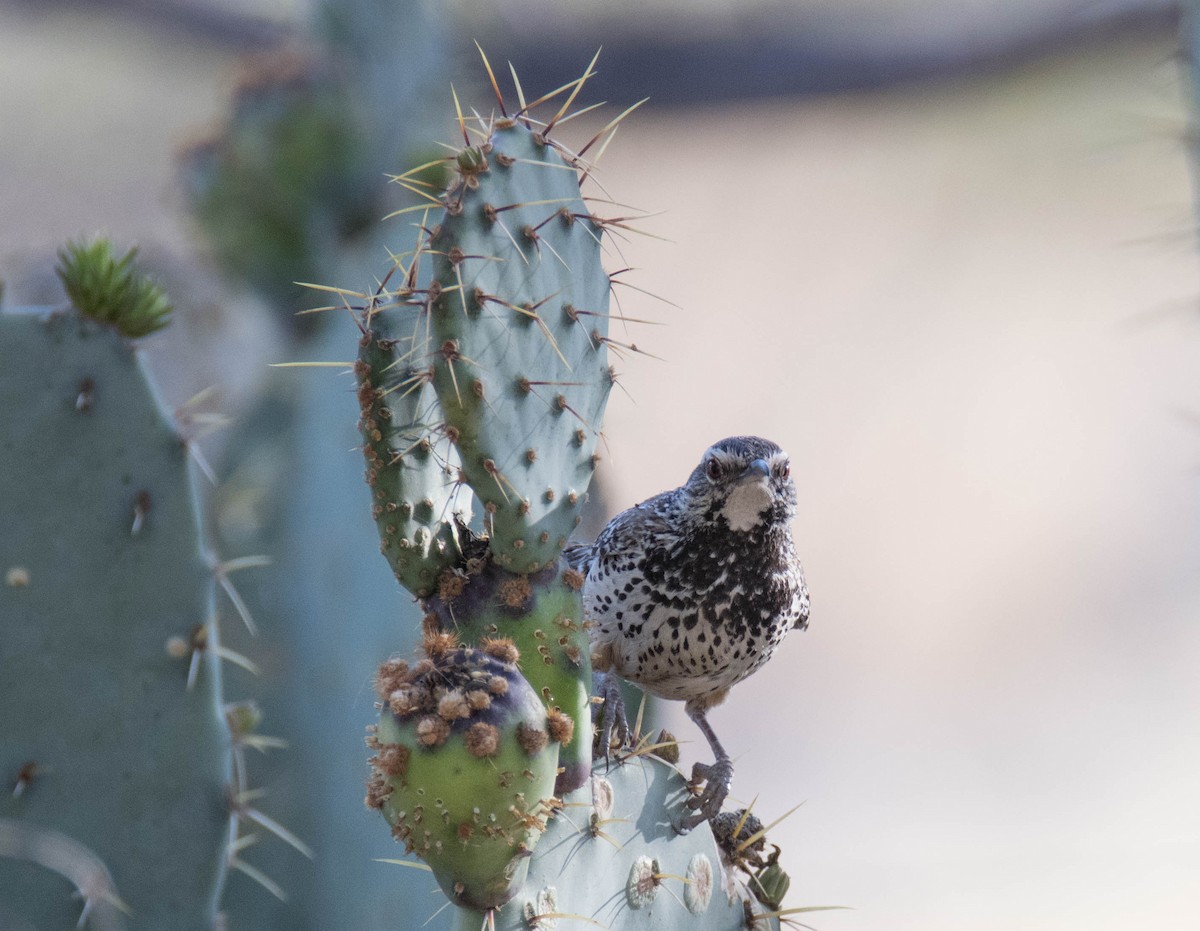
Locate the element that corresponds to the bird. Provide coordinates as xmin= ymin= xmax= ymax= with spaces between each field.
xmin=565 ymin=435 xmax=809 ymax=832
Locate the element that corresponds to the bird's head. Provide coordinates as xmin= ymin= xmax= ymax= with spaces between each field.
xmin=683 ymin=436 xmax=796 ymax=532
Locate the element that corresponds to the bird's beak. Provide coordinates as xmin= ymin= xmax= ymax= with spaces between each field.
xmin=740 ymin=458 xmax=771 ymax=482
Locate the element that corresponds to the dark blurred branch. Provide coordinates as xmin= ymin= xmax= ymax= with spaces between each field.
xmin=4 ymin=0 xmax=288 ymax=49
xmin=8 ymin=0 xmax=1181 ymax=100
xmin=487 ymin=2 xmax=1181 ymax=104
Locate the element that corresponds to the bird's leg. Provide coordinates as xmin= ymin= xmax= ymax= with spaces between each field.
xmin=677 ymin=696 xmax=734 ymax=833
xmin=591 ymin=671 xmax=630 ymax=768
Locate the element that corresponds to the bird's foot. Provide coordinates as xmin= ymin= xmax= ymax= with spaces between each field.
xmin=591 ymin=672 xmax=631 ymax=769
xmin=677 ymin=756 xmax=734 ymax=833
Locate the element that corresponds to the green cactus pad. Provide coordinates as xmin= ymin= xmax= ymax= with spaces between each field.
xmin=356 ymin=305 xmax=473 ymax=598
xmin=367 ymin=647 xmax=560 ymax=910
xmin=0 ymin=308 xmax=232 ymax=929
xmin=456 ymin=755 xmax=780 ymax=931
xmin=426 ymin=121 xmax=613 ymax=572
xmin=424 ymin=556 xmax=592 ymax=796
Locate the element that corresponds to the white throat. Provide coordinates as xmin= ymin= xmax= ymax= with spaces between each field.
xmin=721 ymin=480 xmax=772 ymax=532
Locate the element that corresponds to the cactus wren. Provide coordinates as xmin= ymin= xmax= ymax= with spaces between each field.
xmin=565 ymin=436 xmax=809 ymax=832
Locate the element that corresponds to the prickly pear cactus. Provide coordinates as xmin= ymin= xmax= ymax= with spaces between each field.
xmin=351 ymin=71 xmax=624 ymax=798
xmin=455 ymin=753 xmax=785 ymax=931
xmin=351 ymin=55 xmax=788 ymax=930
xmin=0 ymin=304 xmax=232 ymax=929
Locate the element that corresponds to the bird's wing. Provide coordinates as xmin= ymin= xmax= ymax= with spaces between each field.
xmin=561 ymin=541 xmax=592 ymax=572
xmin=793 ymin=557 xmax=811 ymax=630
xmin=590 ymin=491 xmax=677 ymax=562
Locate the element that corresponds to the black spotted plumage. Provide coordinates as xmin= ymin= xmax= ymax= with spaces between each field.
xmin=566 ymin=435 xmax=809 ymax=831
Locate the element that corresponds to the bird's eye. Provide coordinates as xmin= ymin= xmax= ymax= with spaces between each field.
xmin=778 ymin=461 xmax=791 ymax=479
xmin=705 ymin=458 xmax=723 ymax=481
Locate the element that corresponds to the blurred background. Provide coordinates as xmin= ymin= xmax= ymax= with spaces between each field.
xmin=2 ymin=0 xmax=1199 ymax=929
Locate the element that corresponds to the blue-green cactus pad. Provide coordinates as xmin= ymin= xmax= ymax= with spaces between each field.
xmin=0 ymin=309 xmax=233 ymax=930
xmin=427 ymin=122 xmax=612 ymax=573
xmin=357 ymin=304 xmax=472 ymax=598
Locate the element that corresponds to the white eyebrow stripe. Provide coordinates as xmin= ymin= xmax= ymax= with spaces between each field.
xmin=768 ymin=450 xmax=789 ymax=465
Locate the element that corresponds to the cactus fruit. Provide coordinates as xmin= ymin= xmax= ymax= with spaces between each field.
xmin=422 ymin=558 xmax=592 ymax=796
xmin=0 ymin=304 xmax=231 ymax=929
xmin=366 ymin=645 xmax=567 ymax=910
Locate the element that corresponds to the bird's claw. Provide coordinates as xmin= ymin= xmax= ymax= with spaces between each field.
xmin=677 ymin=756 xmax=734 ymax=833
xmin=592 ymin=672 xmax=631 ymax=769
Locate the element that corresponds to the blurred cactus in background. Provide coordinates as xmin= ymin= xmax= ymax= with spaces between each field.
xmin=0 ymin=242 xmax=301 ymax=930
xmin=181 ymin=0 xmax=447 ymax=330
xmin=180 ymin=1 xmax=458 ymax=926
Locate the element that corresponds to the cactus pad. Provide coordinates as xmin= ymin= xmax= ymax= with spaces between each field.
xmin=425 ymin=122 xmax=613 ymax=572
xmin=466 ymin=754 xmax=782 ymax=931
xmin=0 ymin=308 xmax=231 ymax=929
xmin=356 ymin=306 xmax=473 ymax=598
